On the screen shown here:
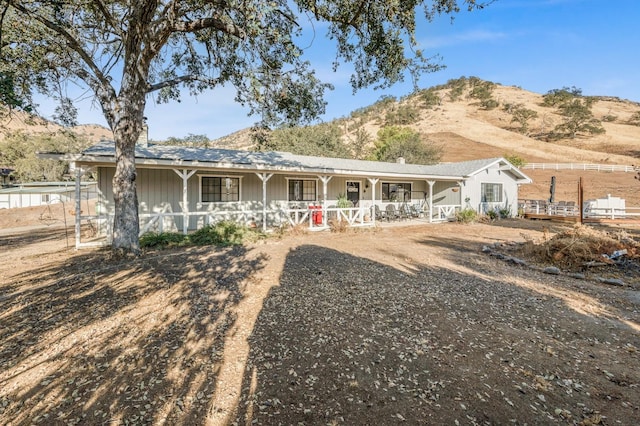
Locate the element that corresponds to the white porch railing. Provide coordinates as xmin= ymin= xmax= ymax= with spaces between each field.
xmin=434 ymin=205 xmax=460 ymax=220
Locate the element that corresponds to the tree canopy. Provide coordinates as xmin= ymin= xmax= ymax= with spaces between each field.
xmin=1 ymin=0 xmax=489 ymax=253
xmin=370 ymin=126 xmax=442 ymax=164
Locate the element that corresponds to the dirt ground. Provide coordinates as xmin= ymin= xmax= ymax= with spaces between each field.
xmin=1 ymin=214 xmax=639 ymax=425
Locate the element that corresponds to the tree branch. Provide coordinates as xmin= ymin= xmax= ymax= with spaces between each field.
xmin=7 ymin=1 xmax=114 ymax=95
xmin=171 ymin=15 xmax=246 ymax=39
xmin=90 ymin=0 xmax=123 ymax=39
xmin=147 ymin=74 xmax=221 ymax=93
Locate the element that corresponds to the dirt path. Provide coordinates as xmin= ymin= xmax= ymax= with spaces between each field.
xmin=1 ymin=221 xmax=639 ymax=425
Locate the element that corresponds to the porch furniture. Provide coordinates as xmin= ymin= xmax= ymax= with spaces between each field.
xmin=385 ymin=204 xmax=401 ymax=220
xmin=373 ymin=205 xmax=388 ymax=221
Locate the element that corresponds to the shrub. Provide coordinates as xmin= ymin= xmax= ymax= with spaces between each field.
xmin=628 ymin=111 xmax=640 ymax=126
xmin=504 ymin=154 xmax=526 ymax=168
xmin=336 ymin=193 xmax=353 ymax=208
xmin=141 ymin=221 xmax=258 ymax=249
xmin=140 ymin=231 xmax=187 ymax=248
xmin=456 ymin=208 xmax=477 ymax=223
xmin=486 ymin=210 xmax=499 ymax=220
xmin=189 ymin=221 xmax=248 ymax=246
xmin=499 ymin=207 xmax=512 ymax=219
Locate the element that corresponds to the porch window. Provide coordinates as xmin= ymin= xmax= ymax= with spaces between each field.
xmin=288 ymin=179 xmax=316 ymax=202
xmin=382 ymin=182 xmax=411 ymax=202
xmin=201 ymin=176 xmax=240 ymax=202
xmin=481 ymin=183 xmax=503 ymax=203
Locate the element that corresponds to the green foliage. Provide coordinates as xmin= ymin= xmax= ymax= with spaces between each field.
xmin=455 ymin=208 xmax=477 ymax=223
xmin=504 ymin=154 xmax=526 ymax=168
xmin=350 ymin=127 xmax=373 ymax=160
xmin=480 ymin=98 xmax=499 ymax=110
xmin=505 ymin=103 xmax=538 ymax=134
xmin=189 ymin=221 xmax=248 ymax=246
xmin=384 ymin=104 xmax=421 ymax=125
xmin=254 ymin=122 xmax=351 ymax=158
xmin=628 ymin=111 xmax=640 ymax=126
xmin=421 ymin=88 xmax=441 ymax=109
xmin=336 ymin=193 xmax=353 ymax=208
xmin=0 ymin=72 xmax=32 ymax=116
xmin=140 ymin=221 xmax=258 ymax=249
xmin=139 ymin=232 xmax=186 ymax=249
xmin=554 ymin=98 xmax=605 ymax=138
xmin=446 ymin=77 xmax=468 ymax=101
xmin=498 ymin=207 xmax=512 ymax=219
xmin=468 ymin=79 xmax=498 ymax=110
xmin=370 ymin=126 xmax=442 ymax=164
xmin=0 ymin=0 xmax=487 ymax=253
xmin=601 ymin=114 xmax=617 ymax=123
xmin=485 ymin=209 xmax=499 ymax=220
xmin=0 ymin=131 xmax=90 ymax=181
xmin=542 ymin=86 xmax=582 ymax=107
xmin=161 ymin=134 xmax=211 ymax=148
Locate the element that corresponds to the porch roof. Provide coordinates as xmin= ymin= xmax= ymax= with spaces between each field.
xmin=45 ymin=141 xmax=531 ymax=182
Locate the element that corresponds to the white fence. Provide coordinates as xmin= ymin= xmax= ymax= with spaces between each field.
xmin=522 ymin=163 xmax=635 ymax=173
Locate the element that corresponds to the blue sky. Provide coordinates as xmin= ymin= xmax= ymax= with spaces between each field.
xmin=36 ymin=0 xmax=640 ymax=141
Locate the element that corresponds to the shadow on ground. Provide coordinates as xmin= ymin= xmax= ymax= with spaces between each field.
xmin=235 ymin=243 xmax=640 ymax=425
xmin=0 ymin=243 xmax=267 ymax=424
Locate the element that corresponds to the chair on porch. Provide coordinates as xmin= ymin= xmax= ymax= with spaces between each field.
xmin=398 ymin=203 xmax=413 ymax=219
xmin=373 ymin=204 xmax=388 ymax=221
xmin=385 ymin=204 xmax=401 ymax=221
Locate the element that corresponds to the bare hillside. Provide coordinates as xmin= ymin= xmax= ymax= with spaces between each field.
xmin=0 ymin=110 xmax=112 ymax=143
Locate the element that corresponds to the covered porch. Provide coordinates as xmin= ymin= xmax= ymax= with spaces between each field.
xmin=72 ymin=165 xmax=462 ymax=248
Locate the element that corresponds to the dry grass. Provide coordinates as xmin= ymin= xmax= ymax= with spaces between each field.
xmin=521 ymin=224 xmax=640 ymax=270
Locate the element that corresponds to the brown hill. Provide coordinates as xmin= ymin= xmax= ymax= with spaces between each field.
xmin=214 ymin=80 xmax=640 ymax=205
xmin=3 ymin=80 xmax=640 ymax=205
xmin=0 ymin=110 xmax=112 ymax=143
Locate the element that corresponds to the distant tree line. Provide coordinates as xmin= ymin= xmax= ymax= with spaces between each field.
xmin=0 ymin=130 xmax=91 ymax=182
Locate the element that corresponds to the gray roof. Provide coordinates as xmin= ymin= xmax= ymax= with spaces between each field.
xmin=77 ymin=141 xmax=530 ymax=181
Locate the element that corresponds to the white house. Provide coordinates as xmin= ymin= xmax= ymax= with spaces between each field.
xmin=0 ymin=181 xmax=96 ymax=210
xmin=44 ymin=141 xmax=531 ymax=248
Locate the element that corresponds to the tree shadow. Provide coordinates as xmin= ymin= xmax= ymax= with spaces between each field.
xmin=235 ymin=244 xmax=640 ymax=425
xmin=0 ymin=239 xmax=268 ymax=424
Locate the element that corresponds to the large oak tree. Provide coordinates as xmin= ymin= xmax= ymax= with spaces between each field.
xmin=1 ymin=0 xmax=488 ymax=253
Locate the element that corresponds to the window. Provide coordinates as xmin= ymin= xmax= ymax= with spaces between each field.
xmin=288 ymin=179 xmax=316 ymax=202
xmin=382 ymin=182 xmax=411 ymax=202
xmin=201 ymin=176 xmax=240 ymax=202
xmin=481 ymin=183 xmax=503 ymax=203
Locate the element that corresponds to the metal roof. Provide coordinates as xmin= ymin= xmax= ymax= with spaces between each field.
xmin=0 ymin=182 xmax=96 ymax=195
xmin=65 ymin=141 xmax=531 ymax=182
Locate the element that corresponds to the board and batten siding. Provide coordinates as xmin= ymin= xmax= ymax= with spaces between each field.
xmin=462 ymin=165 xmax=520 ymax=214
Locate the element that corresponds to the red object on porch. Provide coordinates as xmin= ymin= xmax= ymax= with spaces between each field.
xmin=309 ymin=205 xmax=323 ymax=225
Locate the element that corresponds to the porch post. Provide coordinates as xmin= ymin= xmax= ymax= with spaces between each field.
xmin=368 ymin=178 xmax=379 ymax=225
xmin=318 ymin=176 xmax=332 ymax=226
xmin=256 ymin=172 xmax=273 ymax=232
xmin=173 ymin=169 xmax=197 ymax=235
xmin=75 ymin=166 xmax=82 ymax=249
xmin=427 ymin=180 xmax=435 ymax=223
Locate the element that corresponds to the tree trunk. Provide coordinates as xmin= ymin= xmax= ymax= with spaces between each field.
xmin=111 ymin=118 xmax=141 ymax=254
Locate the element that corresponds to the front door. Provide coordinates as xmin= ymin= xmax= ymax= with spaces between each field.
xmin=346 ymin=181 xmax=360 ymax=206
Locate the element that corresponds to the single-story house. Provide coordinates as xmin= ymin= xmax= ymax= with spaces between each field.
xmin=42 ymin=139 xmax=531 ymax=248
xmin=0 ymin=181 xmax=96 ymax=209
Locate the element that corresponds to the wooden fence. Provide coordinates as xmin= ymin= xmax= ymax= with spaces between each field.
xmin=522 ymin=163 xmax=635 ymax=173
